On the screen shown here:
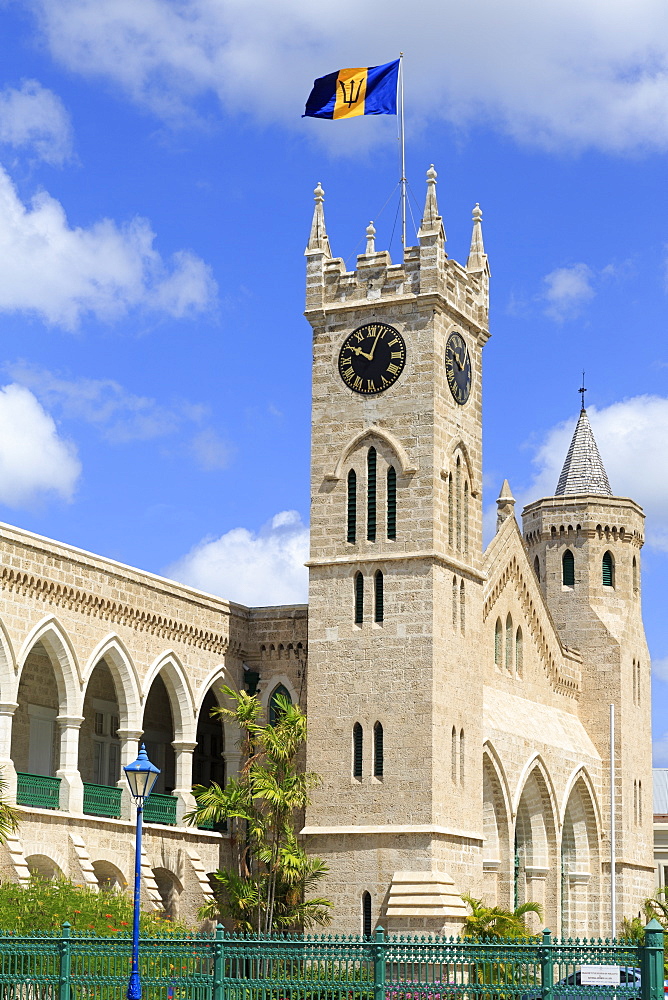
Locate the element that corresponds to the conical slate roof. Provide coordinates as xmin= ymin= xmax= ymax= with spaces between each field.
xmin=555 ymin=408 xmax=612 ymax=496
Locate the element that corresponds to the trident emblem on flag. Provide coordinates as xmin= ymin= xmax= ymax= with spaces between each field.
xmin=339 ymin=77 xmax=363 ymax=106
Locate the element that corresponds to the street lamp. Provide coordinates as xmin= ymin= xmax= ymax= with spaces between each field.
xmin=124 ymin=744 xmax=160 ymax=1000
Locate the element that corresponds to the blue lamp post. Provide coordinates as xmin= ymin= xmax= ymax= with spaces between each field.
xmin=124 ymin=744 xmax=160 ymax=1000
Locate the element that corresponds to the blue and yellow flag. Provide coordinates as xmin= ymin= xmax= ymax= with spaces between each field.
xmin=303 ymin=59 xmax=399 ymax=119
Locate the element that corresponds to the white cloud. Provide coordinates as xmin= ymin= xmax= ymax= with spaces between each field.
xmin=0 ymin=165 xmax=216 ymax=330
xmin=0 ymin=80 xmax=72 ymax=165
xmin=523 ymin=396 xmax=668 ymax=551
xmin=0 ymin=383 xmax=80 ymax=507
xmin=27 ymin=0 xmax=668 ymax=153
xmin=191 ymin=428 xmax=233 ymax=470
xmin=542 ymin=264 xmax=595 ymax=321
xmin=165 ymin=510 xmax=309 ymax=606
xmin=653 ymin=657 xmax=668 ymax=682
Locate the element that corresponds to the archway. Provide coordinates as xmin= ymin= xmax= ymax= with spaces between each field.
xmin=79 ymin=659 xmax=122 ymax=812
xmin=142 ymin=675 xmax=175 ymax=794
xmin=482 ymin=750 xmax=511 ymax=907
xmin=561 ymin=774 xmax=600 ymax=936
xmin=514 ymin=764 xmax=558 ymax=931
xmin=193 ymin=689 xmax=226 ymax=790
xmin=92 ymin=860 xmax=127 ymax=891
xmin=153 ymin=867 xmax=182 ymax=920
xmin=12 ymin=642 xmax=61 ymax=806
xmin=26 ymin=855 xmax=64 ymax=880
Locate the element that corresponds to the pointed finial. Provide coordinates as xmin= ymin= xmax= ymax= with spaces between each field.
xmin=467 ymin=202 xmax=488 ymax=272
xmin=306 ymin=182 xmax=332 ymax=256
xmin=496 ymin=479 xmax=516 ymax=531
xmin=418 ymin=164 xmax=446 ymax=242
xmin=365 ymin=220 xmax=376 ymax=254
xmin=579 ymin=371 xmax=587 ymax=412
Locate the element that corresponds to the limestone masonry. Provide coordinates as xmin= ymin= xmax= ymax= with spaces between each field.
xmin=0 ymin=168 xmax=653 ymax=933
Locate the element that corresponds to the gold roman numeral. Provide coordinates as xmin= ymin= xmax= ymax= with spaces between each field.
xmin=386 ymin=363 xmax=400 ymax=375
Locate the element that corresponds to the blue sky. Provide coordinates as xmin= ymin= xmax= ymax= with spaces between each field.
xmin=2 ymin=1 xmax=668 ymax=757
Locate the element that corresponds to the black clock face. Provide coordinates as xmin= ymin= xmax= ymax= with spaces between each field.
xmin=445 ymin=331 xmax=471 ymax=405
xmin=338 ymin=322 xmax=406 ymax=395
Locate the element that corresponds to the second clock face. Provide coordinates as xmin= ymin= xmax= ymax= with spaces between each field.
xmin=338 ymin=322 xmax=406 ymax=395
xmin=445 ymin=331 xmax=472 ymax=405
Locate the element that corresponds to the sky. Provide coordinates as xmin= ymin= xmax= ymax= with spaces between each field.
xmin=2 ymin=0 xmax=668 ymax=758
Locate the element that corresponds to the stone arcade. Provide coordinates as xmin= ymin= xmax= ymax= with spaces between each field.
xmin=0 ymin=168 xmax=653 ymax=933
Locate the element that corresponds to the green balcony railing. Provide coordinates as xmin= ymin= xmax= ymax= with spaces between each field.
xmin=16 ymin=772 xmax=61 ymax=810
xmin=144 ymin=792 xmax=177 ymax=826
xmin=82 ymin=781 xmax=122 ymax=819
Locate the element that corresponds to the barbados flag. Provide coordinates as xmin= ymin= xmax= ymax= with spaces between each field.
xmin=303 ymin=59 xmax=399 ymax=120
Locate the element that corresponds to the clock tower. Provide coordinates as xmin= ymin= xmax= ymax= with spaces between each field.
xmin=302 ymin=168 xmax=491 ymax=933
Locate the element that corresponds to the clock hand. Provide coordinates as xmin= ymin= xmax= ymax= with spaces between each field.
xmin=367 ymin=330 xmax=382 ymax=361
xmin=350 ymin=345 xmax=373 ymax=360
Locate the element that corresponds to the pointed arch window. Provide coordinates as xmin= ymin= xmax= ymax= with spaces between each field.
xmin=534 ymin=556 xmax=540 ymax=583
xmin=456 ymin=457 xmax=462 ymax=551
xmin=562 ymin=550 xmax=575 ymax=586
xmin=353 ymin=723 xmax=363 ymax=779
xmin=362 ymin=891 xmax=372 ymax=938
xmin=633 ymin=556 xmax=639 ymax=596
xmin=347 ymin=469 xmax=357 ymax=543
xmin=374 ymin=571 xmax=384 ymax=623
xmin=451 ymin=726 xmax=457 ymax=783
xmin=602 ymin=550 xmax=614 ymax=587
xmin=387 ymin=466 xmax=397 ymax=540
xmin=515 ymin=627 xmax=523 ymax=677
xmin=494 ymin=619 xmax=502 ymax=666
xmin=448 ymin=473 xmax=453 ymax=548
xmin=354 ymin=572 xmax=364 ymax=624
xmin=505 ymin=614 xmax=513 ymax=670
xmin=452 ymin=576 xmax=458 ymax=629
xmin=460 ymin=580 xmax=465 ymax=634
xmin=464 ymin=481 xmax=469 ymax=554
xmin=367 ymin=447 xmax=377 ymax=542
xmin=459 ymin=728 xmax=465 ymax=786
xmin=373 ymin=722 xmax=384 ymax=778
xmin=269 ymin=684 xmax=292 ymax=726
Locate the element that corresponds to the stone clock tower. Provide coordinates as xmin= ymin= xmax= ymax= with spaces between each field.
xmin=302 ymin=168 xmax=491 ymax=933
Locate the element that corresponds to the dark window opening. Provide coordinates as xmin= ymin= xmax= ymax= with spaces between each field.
xmin=354 ymin=572 xmax=364 ymax=624
xmin=367 ymin=447 xmax=377 ymax=541
xmin=373 ymin=722 xmax=384 ymax=778
xmin=562 ymin=549 xmax=575 ymax=586
xmin=387 ymin=466 xmax=397 ymax=539
xmin=374 ymin=571 xmax=384 ymax=623
xmin=347 ymin=469 xmax=357 ymax=543
xmin=353 ymin=723 xmax=363 ymax=779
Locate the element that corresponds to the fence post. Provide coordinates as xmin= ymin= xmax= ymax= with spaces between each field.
xmin=59 ymin=922 xmax=71 ymax=1000
xmin=213 ymin=923 xmax=225 ymax=1000
xmin=540 ymin=929 xmax=553 ymax=1000
xmin=641 ymin=918 xmax=664 ymax=1000
xmin=373 ymin=926 xmax=386 ymax=1000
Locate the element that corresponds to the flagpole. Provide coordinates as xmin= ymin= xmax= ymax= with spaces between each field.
xmin=399 ymin=52 xmax=406 ymax=249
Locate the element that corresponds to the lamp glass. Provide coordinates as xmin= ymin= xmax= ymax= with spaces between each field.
xmin=124 ymin=744 xmax=160 ymax=802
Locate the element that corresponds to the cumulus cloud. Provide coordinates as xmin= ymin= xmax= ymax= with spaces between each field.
xmin=0 ymin=166 xmax=216 ymax=330
xmin=0 ymin=383 xmax=80 ymax=507
xmin=0 ymin=79 xmax=72 ymax=164
xmin=524 ymin=396 xmax=668 ymax=551
xmin=27 ymin=0 xmax=668 ymax=153
xmin=165 ymin=510 xmax=309 ymax=606
xmin=542 ymin=264 xmax=595 ymax=321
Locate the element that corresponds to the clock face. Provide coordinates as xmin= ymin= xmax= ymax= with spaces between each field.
xmin=338 ymin=322 xmax=406 ymax=395
xmin=445 ymin=331 xmax=472 ymax=405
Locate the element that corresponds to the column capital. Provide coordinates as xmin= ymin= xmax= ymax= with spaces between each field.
xmin=0 ymin=703 xmax=18 ymax=716
xmin=117 ymin=729 xmax=143 ymax=741
xmin=56 ymin=715 xmax=85 ymax=727
xmin=172 ymin=741 xmax=198 ymax=753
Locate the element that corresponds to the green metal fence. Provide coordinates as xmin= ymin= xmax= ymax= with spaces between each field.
xmin=144 ymin=792 xmax=177 ymax=826
xmin=16 ymin=772 xmax=61 ymax=810
xmin=82 ymin=782 xmax=123 ymax=819
xmin=0 ymin=920 xmax=661 ymax=1000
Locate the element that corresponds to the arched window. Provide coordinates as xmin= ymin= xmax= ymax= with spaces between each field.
xmin=269 ymin=684 xmax=292 ymax=725
xmin=452 ymin=576 xmax=458 ymax=628
xmin=347 ymin=469 xmax=357 ymax=543
xmin=362 ymin=891 xmax=372 ymax=938
xmin=374 ymin=571 xmax=384 ymax=623
xmin=637 ymin=660 xmax=641 ymax=705
xmin=633 ymin=556 xmax=639 ymax=596
xmin=448 ymin=473 xmax=453 ymax=547
xmin=460 ymin=580 xmax=465 ymax=634
xmin=367 ymin=448 xmax=377 ymax=542
xmin=639 ymin=780 xmax=643 ymax=824
xmin=354 ymin=572 xmax=364 ymax=624
xmin=387 ymin=466 xmax=397 ymax=540
xmin=505 ymin=614 xmax=513 ymax=670
xmin=562 ymin=550 xmax=575 ymax=586
xmin=464 ymin=481 xmax=469 ymax=554
xmin=602 ymin=550 xmax=614 ymax=587
xmin=515 ymin=627 xmax=523 ymax=676
xmin=634 ymin=780 xmax=638 ymax=825
xmin=633 ymin=658 xmax=637 ymax=705
xmin=373 ymin=722 xmax=384 ymax=778
xmin=451 ymin=726 xmax=457 ymax=783
xmin=494 ymin=618 xmax=502 ymax=666
xmin=353 ymin=723 xmax=363 ymax=779
xmin=456 ymin=457 xmax=462 ymax=551
xmin=459 ymin=728 xmax=465 ymax=786
xmin=534 ymin=556 xmax=540 ymax=582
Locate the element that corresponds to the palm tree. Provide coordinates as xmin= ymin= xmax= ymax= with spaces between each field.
xmin=462 ymin=893 xmax=543 ymax=939
xmin=0 ymin=769 xmax=19 ymax=842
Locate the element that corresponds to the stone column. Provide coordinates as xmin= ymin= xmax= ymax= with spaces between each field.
xmin=172 ymin=740 xmax=198 ymax=824
xmin=0 ymin=703 xmax=18 ymax=802
xmin=116 ymin=729 xmax=143 ymax=820
xmin=56 ymin=715 xmax=85 ymax=813
xmin=524 ymin=866 xmax=549 ymax=933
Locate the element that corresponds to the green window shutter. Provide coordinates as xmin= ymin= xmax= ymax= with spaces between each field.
xmin=269 ymin=684 xmax=292 ymax=725
xmin=362 ymin=891 xmax=372 ymax=937
xmin=355 ymin=572 xmax=364 ymax=624
xmin=373 ymin=722 xmax=384 ymax=778
xmin=347 ymin=469 xmax=357 ymax=543
xmin=387 ymin=466 xmax=397 ymax=539
xmin=353 ymin=723 xmax=363 ymax=778
xmin=367 ymin=447 xmax=377 ymax=541
xmin=562 ymin=549 xmax=575 ymax=586
xmin=602 ymin=550 xmax=614 ymax=587
xmin=374 ymin=571 xmax=384 ymax=623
